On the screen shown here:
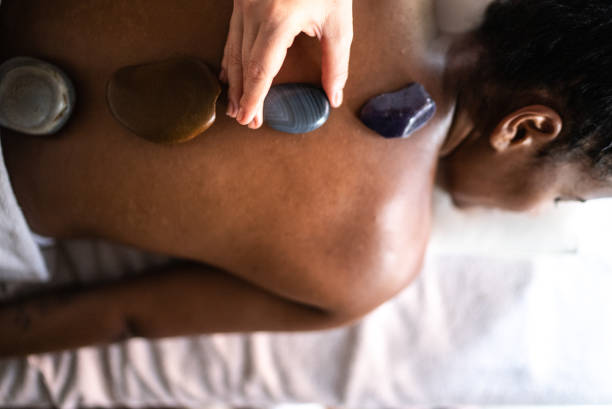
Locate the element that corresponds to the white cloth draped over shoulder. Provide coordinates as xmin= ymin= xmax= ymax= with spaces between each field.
xmin=0 ymin=135 xmax=49 ymax=282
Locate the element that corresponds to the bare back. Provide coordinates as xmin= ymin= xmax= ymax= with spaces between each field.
xmin=0 ymin=0 xmax=449 ymax=277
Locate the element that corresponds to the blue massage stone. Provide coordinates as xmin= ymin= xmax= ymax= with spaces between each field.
xmin=263 ymin=83 xmax=330 ymax=134
xmin=359 ymin=83 xmax=436 ymax=138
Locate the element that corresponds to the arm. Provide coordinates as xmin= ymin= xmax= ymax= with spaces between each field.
xmin=0 ymin=263 xmax=351 ymax=358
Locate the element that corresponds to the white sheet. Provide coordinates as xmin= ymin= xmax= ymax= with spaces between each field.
xmin=3 ymin=0 xmax=612 ymax=405
xmin=3 ymin=241 xmax=612 ymax=408
xmin=0 ymin=356 xmax=51 ymax=406
xmin=0 ymin=137 xmax=49 ymax=282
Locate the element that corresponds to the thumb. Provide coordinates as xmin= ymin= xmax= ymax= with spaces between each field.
xmin=321 ymin=16 xmax=353 ymax=107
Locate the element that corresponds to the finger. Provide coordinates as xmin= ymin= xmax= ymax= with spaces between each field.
xmin=238 ymin=23 xmax=298 ymax=125
xmin=241 ymin=16 xmax=259 ymax=72
xmin=247 ymin=101 xmax=264 ymax=130
xmin=238 ymin=17 xmax=259 ymax=124
xmin=321 ymin=18 xmax=353 ymax=108
xmin=220 ymin=36 xmax=230 ymax=83
xmin=226 ymin=6 xmax=244 ymax=118
xmin=255 ymin=100 xmax=264 ymax=129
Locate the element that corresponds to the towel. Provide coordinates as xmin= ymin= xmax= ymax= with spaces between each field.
xmin=0 ymin=133 xmax=49 ymax=282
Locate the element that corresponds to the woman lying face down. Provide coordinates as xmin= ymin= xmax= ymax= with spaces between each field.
xmin=439 ymin=0 xmax=612 ymax=211
xmin=1 ymin=0 xmax=611 ymax=357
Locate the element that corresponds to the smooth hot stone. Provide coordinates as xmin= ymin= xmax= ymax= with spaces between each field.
xmin=107 ymin=57 xmax=221 ymax=144
xmin=359 ymin=82 xmax=436 ymax=138
xmin=0 ymin=57 xmax=76 ymax=135
xmin=263 ymin=83 xmax=330 ymax=134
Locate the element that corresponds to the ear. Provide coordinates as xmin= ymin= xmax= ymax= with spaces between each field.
xmin=490 ymin=105 xmax=562 ymax=152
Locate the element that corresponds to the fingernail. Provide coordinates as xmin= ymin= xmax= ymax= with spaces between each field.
xmin=253 ymin=114 xmax=262 ymax=129
xmin=226 ymin=101 xmax=236 ymax=118
xmin=237 ymin=107 xmax=246 ymax=123
xmin=333 ymin=90 xmax=343 ymax=108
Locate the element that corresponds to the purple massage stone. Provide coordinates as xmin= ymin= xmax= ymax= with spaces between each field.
xmin=359 ymin=83 xmax=436 ymax=138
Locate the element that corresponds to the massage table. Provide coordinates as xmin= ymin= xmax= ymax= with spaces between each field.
xmin=3 ymin=0 xmax=612 ymax=406
xmin=2 ymin=189 xmax=612 ymax=408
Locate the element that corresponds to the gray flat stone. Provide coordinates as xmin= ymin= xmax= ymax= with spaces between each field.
xmin=0 ymin=57 xmax=75 ymax=135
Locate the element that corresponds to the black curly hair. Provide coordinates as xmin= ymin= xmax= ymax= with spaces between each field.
xmin=476 ymin=0 xmax=612 ymax=177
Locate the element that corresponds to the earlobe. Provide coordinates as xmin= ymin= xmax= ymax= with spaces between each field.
xmin=490 ymin=105 xmax=563 ymax=152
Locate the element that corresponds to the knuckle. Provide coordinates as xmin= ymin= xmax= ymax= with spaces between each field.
xmin=265 ymin=5 xmax=289 ymax=26
xmin=228 ymin=48 xmax=243 ymax=66
xmin=260 ymin=9 xmax=292 ymax=38
xmin=261 ymin=18 xmax=283 ymax=37
xmin=263 ymin=20 xmax=295 ymax=49
xmin=246 ymin=60 xmax=267 ymax=82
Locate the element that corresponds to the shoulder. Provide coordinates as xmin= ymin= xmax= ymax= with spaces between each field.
xmin=219 ymin=159 xmax=432 ymax=315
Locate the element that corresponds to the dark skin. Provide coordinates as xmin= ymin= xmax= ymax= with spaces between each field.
xmin=0 ymin=0 xmax=450 ymax=357
xmin=3 ymin=0 xmax=607 ymax=358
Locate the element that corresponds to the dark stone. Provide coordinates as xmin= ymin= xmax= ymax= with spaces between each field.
xmin=107 ymin=57 xmax=221 ymax=144
xmin=0 ymin=57 xmax=75 ymax=135
xmin=359 ymin=83 xmax=436 ymax=138
xmin=264 ymin=83 xmax=330 ymax=134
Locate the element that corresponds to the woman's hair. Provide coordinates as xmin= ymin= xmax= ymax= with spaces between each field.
xmin=477 ymin=0 xmax=612 ymax=176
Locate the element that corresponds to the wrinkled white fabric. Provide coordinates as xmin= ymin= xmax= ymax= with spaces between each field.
xmin=3 ymin=241 xmax=612 ymax=408
xmin=0 ymin=135 xmax=48 ymax=282
xmin=2 ymin=0 xmax=612 ymax=405
xmin=0 ymin=356 xmax=51 ymax=406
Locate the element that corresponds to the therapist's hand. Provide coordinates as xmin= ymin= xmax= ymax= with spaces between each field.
xmin=220 ymin=0 xmax=353 ymax=129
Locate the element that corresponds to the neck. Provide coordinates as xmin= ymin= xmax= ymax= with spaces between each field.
xmin=435 ymin=33 xmax=481 ymax=157
xmin=411 ymin=32 xmax=468 ymax=156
